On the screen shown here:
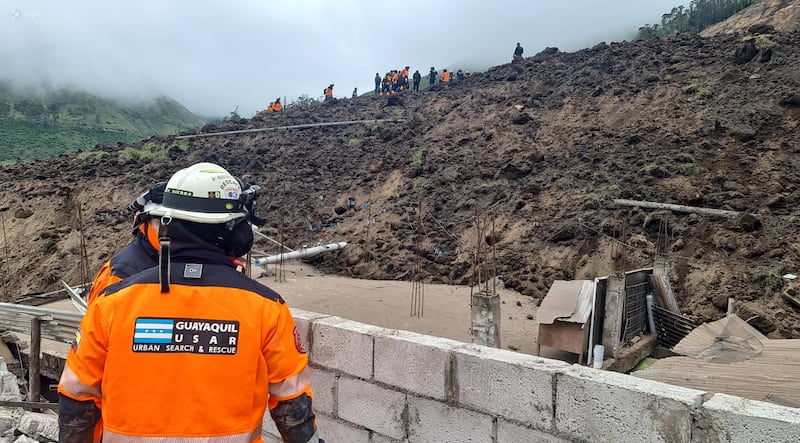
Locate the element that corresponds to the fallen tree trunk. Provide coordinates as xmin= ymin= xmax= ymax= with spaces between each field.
xmin=612 ymin=199 xmax=741 ymax=217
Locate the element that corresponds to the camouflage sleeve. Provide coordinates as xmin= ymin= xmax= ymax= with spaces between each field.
xmin=269 ymin=393 xmax=318 ymax=443
xmin=58 ymin=394 xmax=101 ymax=443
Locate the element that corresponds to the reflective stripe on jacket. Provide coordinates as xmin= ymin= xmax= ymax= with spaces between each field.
xmin=59 ymin=250 xmax=312 ymax=441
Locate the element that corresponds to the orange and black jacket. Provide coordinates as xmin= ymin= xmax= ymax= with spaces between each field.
xmin=272 ymin=102 xmax=282 ymax=111
xmin=58 ymin=247 xmax=316 ymax=443
xmin=85 ymin=223 xmax=160 ymax=306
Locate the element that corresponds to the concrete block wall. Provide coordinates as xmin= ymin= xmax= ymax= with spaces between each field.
xmin=262 ymin=309 xmax=800 ymax=443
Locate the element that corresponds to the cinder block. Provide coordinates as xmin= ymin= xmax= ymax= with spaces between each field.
xmin=694 ymin=393 xmax=800 ymax=443
xmin=371 ymin=433 xmax=409 ymax=443
xmin=0 ymin=371 xmax=21 ymax=401
xmin=555 ymin=365 xmax=705 ymax=443
xmin=309 ymin=367 xmax=337 ymax=415
xmin=289 ymin=308 xmax=330 ymax=352
xmin=0 ymin=409 xmax=17 ymax=436
xmin=455 ymin=345 xmax=568 ymax=429
xmin=497 ymin=419 xmax=571 ymax=443
xmin=407 ymin=395 xmax=493 ymax=443
xmin=312 ymin=317 xmax=385 ymax=378
xmin=261 ymin=412 xmax=280 ymax=441
xmin=337 ymin=377 xmax=407 ymax=439
xmin=375 ymin=330 xmax=462 ymax=400
xmin=316 ymin=412 xmax=370 ymax=443
xmin=17 ymin=412 xmax=58 ymax=442
xmin=260 ymin=430 xmax=282 ymax=443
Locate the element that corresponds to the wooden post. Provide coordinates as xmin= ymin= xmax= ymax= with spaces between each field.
xmin=612 ymin=199 xmax=741 ymax=217
xmin=29 ymin=317 xmax=41 ymax=409
xmin=602 ymin=274 xmax=625 ymax=358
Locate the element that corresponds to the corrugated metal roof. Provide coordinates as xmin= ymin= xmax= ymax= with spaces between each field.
xmin=537 ymin=280 xmax=594 ymax=325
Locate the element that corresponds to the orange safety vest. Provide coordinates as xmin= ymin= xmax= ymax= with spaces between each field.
xmin=267 ymin=104 xmax=273 ymax=112
xmin=59 ymin=254 xmax=312 ymax=441
xmin=273 ymin=102 xmax=282 ymax=112
xmin=401 ymin=68 xmax=409 ymax=78
xmin=442 ymin=71 xmax=451 ymax=82
xmin=86 ymin=222 xmax=160 ymax=306
xmin=392 ymin=72 xmax=399 ymax=83
xmin=325 ymin=87 xmax=333 ymax=98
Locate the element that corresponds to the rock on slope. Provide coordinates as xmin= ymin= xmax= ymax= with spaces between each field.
xmin=1 ymin=24 xmax=799 ymax=338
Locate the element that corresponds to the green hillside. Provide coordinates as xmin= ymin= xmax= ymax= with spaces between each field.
xmin=0 ymin=82 xmax=206 ymax=162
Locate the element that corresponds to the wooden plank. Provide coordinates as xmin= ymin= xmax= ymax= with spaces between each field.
xmin=0 ymin=400 xmax=59 ymax=410
xmin=634 ymin=340 xmax=800 ymax=406
xmin=612 ymin=198 xmax=741 ymax=217
xmin=783 ymin=292 xmax=800 ymax=309
xmin=538 ymin=321 xmax=587 ymax=355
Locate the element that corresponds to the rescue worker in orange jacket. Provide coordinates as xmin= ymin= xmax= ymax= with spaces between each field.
xmin=441 ymin=69 xmax=451 ymax=83
xmin=85 ymin=182 xmax=166 ymax=307
xmin=272 ymin=98 xmax=283 ymax=112
xmin=58 ymin=162 xmax=322 ymax=443
xmin=266 ymin=102 xmax=274 ymax=112
xmin=324 ymin=84 xmax=334 ymax=99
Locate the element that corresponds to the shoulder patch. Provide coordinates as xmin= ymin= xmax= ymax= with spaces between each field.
xmin=293 ymin=327 xmax=307 ymax=354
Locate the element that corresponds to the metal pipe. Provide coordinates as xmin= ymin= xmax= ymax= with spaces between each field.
xmin=646 ymin=292 xmax=657 ymax=334
xmin=174 ymin=119 xmax=402 ymax=140
xmin=253 ymin=242 xmax=347 ymax=266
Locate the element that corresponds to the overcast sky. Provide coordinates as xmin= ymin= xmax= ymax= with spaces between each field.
xmin=3 ymin=0 xmax=687 ymax=118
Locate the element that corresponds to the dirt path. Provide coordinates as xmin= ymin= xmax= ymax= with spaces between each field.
xmin=255 ymin=263 xmax=546 ymax=356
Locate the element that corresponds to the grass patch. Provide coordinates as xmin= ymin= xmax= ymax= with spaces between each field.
xmin=0 ymin=119 xmax=137 ymax=162
xmin=683 ymin=83 xmax=712 ymax=100
xmin=118 ymin=142 xmax=169 ymax=162
xmin=411 ymin=148 xmax=425 ymax=168
xmin=678 ymin=163 xmax=699 ymax=176
xmin=76 ymin=150 xmax=109 ymax=161
xmin=748 ymin=265 xmax=784 ymax=293
xmin=412 ymin=177 xmax=427 ymax=197
xmin=743 ymin=34 xmax=775 ymax=50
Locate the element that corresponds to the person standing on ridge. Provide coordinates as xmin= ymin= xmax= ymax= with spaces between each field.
xmin=441 ymin=69 xmax=450 ymax=83
xmin=429 ymin=67 xmax=437 ymax=87
xmin=58 ymin=162 xmax=323 ymax=443
xmin=412 ymin=69 xmax=421 ymax=92
xmin=514 ymin=42 xmax=524 ymax=61
xmin=324 ymin=84 xmax=334 ymax=100
xmin=272 ymin=98 xmax=283 ymax=112
xmin=374 ymin=72 xmax=381 ymax=95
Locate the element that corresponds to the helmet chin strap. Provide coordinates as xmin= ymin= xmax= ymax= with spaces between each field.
xmin=159 ymin=214 xmax=173 ymax=293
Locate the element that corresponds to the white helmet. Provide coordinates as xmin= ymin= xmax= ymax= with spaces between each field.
xmin=148 ymin=162 xmax=246 ymax=224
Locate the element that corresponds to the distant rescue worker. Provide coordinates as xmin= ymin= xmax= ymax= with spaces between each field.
xmin=381 ymin=74 xmax=391 ymax=95
xmin=352 ymin=87 xmax=358 ymax=98
xmin=392 ymin=70 xmax=400 ymax=92
xmin=441 ymin=69 xmax=451 ymax=83
xmin=412 ymin=69 xmax=421 ymax=92
xmin=58 ymin=162 xmax=323 ymax=443
xmin=324 ymin=84 xmax=334 ymax=100
xmin=401 ymin=66 xmax=410 ymax=91
xmin=272 ymin=98 xmax=283 ymax=111
xmin=374 ymin=72 xmax=381 ymax=95
xmin=456 ymin=69 xmax=465 ymax=81
xmin=514 ymin=42 xmax=524 ymax=61
xmin=267 ymin=102 xmax=274 ymax=112
xmin=429 ymin=67 xmax=437 ymax=86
